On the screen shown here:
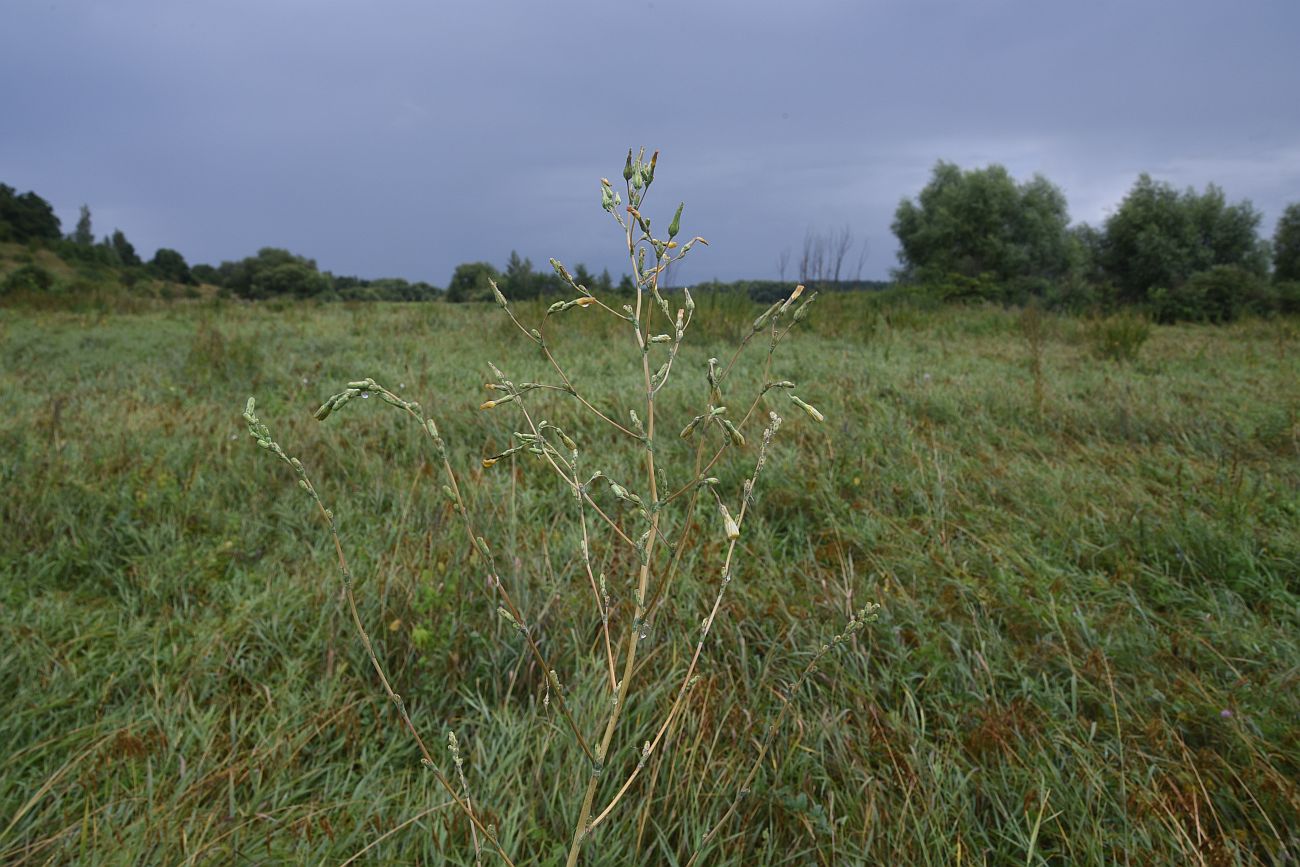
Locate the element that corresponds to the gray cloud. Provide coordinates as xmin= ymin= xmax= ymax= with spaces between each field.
xmin=3 ymin=0 xmax=1297 ymax=283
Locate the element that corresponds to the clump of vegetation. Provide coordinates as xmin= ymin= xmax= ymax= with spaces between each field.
xmin=241 ymin=150 xmax=875 ymax=863
xmin=1085 ymin=311 xmax=1151 ymax=362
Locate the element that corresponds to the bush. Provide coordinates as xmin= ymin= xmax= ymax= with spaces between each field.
xmin=1086 ymin=312 xmax=1151 ymax=362
xmin=1 ymin=263 xmax=55 ymax=296
xmin=1275 ymin=281 xmax=1300 ymax=315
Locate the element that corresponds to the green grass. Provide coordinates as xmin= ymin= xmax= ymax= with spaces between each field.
xmin=1 ymin=297 xmax=1297 ymax=864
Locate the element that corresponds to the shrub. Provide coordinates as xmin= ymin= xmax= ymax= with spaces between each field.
xmin=1275 ymin=280 xmax=1300 ymax=315
xmin=239 ymin=150 xmax=876 ymax=864
xmin=1086 ymin=312 xmax=1151 ymax=362
xmin=1 ymin=263 xmax=55 ymax=296
xmin=1184 ymin=264 xmax=1274 ymax=321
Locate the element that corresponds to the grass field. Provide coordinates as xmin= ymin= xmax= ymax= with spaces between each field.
xmin=1 ymin=295 xmax=1297 ymax=865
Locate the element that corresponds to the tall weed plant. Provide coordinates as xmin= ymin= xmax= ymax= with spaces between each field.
xmin=241 ymin=150 xmax=876 ymax=864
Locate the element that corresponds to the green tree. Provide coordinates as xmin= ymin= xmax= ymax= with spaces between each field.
xmin=1273 ymin=202 xmax=1300 ymax=283
xmin=0 ymin=184 xmax=62 ymax=243
xmin=149 ymin=248 xmax=193 ymax=284
xmin=502 ymin=250 xmax=536 ymax=299
xmin=891 ymin=162 xmax=1073 ymax=293
xmin=109 ymin=229 xmax=141 ymax=266
xmin=218 ymin=248 xmax=325 ymax=299
xmin=73 ymin=205 xmax=94 ymax=246
xmin=1100 ymin=174 xmax=1267 ymax=303
xmin=445 ymin=261 xmax=501 ymax=302
xmin=572 ymin=262 xmax=596 ymax=290
xmin=251 ymin=262 xmax=330 ymax=298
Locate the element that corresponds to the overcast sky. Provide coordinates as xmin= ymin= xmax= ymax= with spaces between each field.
xmin=4 ymin=0 xmax=1298 ymax=284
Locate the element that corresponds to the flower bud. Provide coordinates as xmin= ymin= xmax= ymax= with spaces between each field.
xmin=719 ymin=503 xmax=740 ymax=540
xmin=668 ymin=202 xmax=683 ymax=239
xmin=789 ymin=394 xmax=825 ymax=423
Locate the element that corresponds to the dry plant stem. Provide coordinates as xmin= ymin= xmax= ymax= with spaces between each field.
xmin=411 ymin=401 xmax=600 ymax=769
xmin=248 ymin=446 xmax=514 ymax=866
xmin=564 ymin=175 xmax=667 ymax=867
xmin=589 ymin=420 xmax=775 ymax=832
xmin=338 ymin=384 xmax=599 ymax=769
xmin=496 ymin=298 xmax=638 ymax=440
xmin=684 ymin=651 xmax=835 ymax=867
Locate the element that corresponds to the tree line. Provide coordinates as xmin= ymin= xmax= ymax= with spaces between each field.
xmin=4 ymin=171 xmax=1299 ymax=320
xmin=892 ymin=163 xmax=1300 ymax=321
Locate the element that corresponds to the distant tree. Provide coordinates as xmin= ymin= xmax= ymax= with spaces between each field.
xmin=798 ymin=225 xmax=861 ymax=286
xmin=219 ymin=248 xmax=324 ymax=299
xmin=596 ymin=268 xmax=614 ymax=293
xmin=1273 ymin=202 xmax=1300 ymax=283
xmin=109 ymin=229 xmax=141 ymax=266
xmin=149 ymin=248 xmax=193 ymax=284
xmin=190 ymin=263 xmax=219 ymax=285
xmin=891 ymin=162 xmax=1072 ymax=292
xmin=502 ymin=250 xmax=536 ymax=299
xmin=617 ymin=273 xmax=635 ymax=293
xmin=251 ymin=262 xmax=330 ymax=298
xmin=1100 ymin=174 xmax=1267 ymax=303
xmin=0 ymin=184 xmax=62 ymax=243
xmin=572 ymin=263 xmax=596 ymax=291
xmin=73 ymin=205 xmax=94 ymax=246
xmin=445 ymin=261 xmax=500 ymax=302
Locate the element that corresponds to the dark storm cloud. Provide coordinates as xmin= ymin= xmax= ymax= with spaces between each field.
xmin=3 ymin=0 xmax=1298 ymax=283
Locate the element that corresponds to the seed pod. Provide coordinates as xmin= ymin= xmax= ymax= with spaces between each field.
xmin=722 ymin=419 xmax=745 ymax=447
xmin=719 ymin=503 xmax=740 ymax=540
xmin=490 ymin=279 xmax=508 ymax=309
xmin=789 ymin=394 xmax=825 ymax=423
xmin=313 ymin=401 xmax=333 ymax=421
xmin=623 ymin=149 xmax=634 ymax=181
xmin=680 ymin=415 xmax=703 ymax=440
xmin=792 ymin=291 xmax=818 ymax=323
xmin=753 ymin=300 xmax=781 ymax=332
xmin=668 ymin=202 xmax=683 ymax=239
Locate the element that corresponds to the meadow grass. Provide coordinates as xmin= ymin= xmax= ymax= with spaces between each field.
xmin=1 ymin=296 xmax=1297 ymax=864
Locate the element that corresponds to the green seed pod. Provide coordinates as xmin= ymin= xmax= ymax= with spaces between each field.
xmin=313 ymin=402 xmax=333 ymax=421
xmin=680 ymin=415 xmax=703 ymax=440
xmin=244 ymin=397 xmax=256 ymax=416
xmin=490 ymin=279 xmax=508 ymax=309
xmin=623 ymin=149 xmax=634 ymax=181
xmin=722 ymin=419 xmax=746 ymax=447
xmin=752 ymin=300 xmax=782 ymax=332
xmin=790 ymin=394 xmax=825 ymax=423
xmin=668 ymin=202 xmax=683 ymax=239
